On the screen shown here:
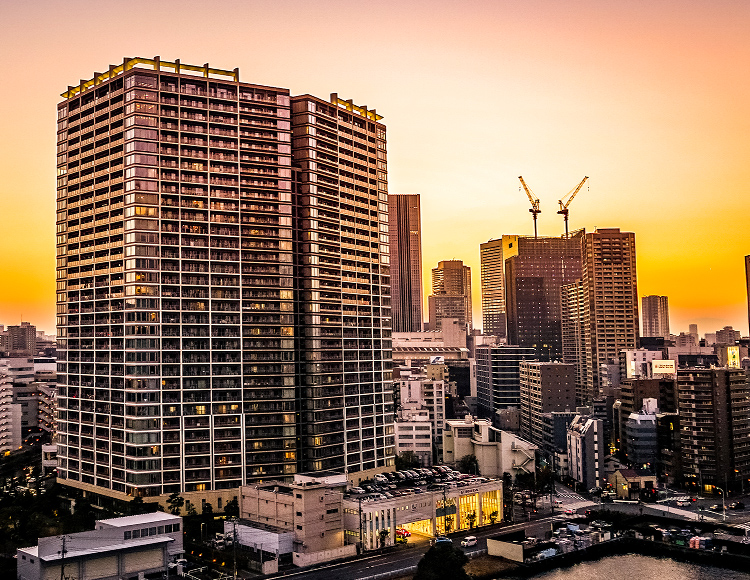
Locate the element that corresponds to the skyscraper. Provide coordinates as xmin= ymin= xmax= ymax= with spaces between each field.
xmin=480 ymin=238 xmax=508 ymax=339
xmin=290 ymin=92 xmax=394 ymax=476
xmin=428 ymin=260 xmax=472 ymax=332
xmin=677 ymin=368 xmax=750 ymax=492
xmin=745 ymin=255 xmax=750 ymax=335
xmin=388 ymin=194 xmax=423 ymax=332
xmin=504 ymin=234 xmax=583 ymax=361
xmin=562 ymin=228 xmax=639 ymax=405
xmin=56 ymin=57 xmax=394 ymax=506
xmin=641 ymin=295 xmax=669 ymax=338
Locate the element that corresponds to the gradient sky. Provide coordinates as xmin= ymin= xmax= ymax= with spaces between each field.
xmin=1 ymin=0 xmax=749 ymax=336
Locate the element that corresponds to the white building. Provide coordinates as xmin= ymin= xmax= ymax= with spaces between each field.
xmin=17 ymin=513 xmax=183 ymax=580
xmin=394 ymin=403 xmax=433 ymax=466
xmin=0 ymin=374 xmax=22 ymax=453
xmin=567 ymin=415 xmax=603 ymax=490
xmin=443 ymin=416 xmax=537 ymax=481
xmin=397 ymin=371 xmax=446 ymax=453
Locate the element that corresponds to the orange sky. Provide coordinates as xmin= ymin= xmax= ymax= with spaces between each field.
xmin=1 ymin=0 xmax=749 ymax=336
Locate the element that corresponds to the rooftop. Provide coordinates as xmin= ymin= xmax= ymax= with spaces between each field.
xmin=97 ymin=512 xmax=181 ymax=528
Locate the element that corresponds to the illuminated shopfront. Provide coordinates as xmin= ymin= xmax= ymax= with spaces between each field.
xmin=343 ymin=480 xmax=505 ymax=550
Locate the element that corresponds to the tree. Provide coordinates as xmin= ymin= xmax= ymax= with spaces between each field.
xmin=466 ymin=511 xmax=476 ymax=530
xmin=129 ymin=496 xmax=147 ymax=515
xmin=413 ymin=543 xmax=471 ymax=580
xmin=395 ymin=450 xmax=420 ymax=470
xmin=224 ymin=497 xmax=239 ymax=517
xmin=379 ymin=529 xmax=389 ymax=548
xmin=203 ymin=502 xmax=213 ymax=515
xmin=457 ymin=454 xmax=479 ymax=475
xmin=444 ymin=515 xmax=454 ymax=534
xmin=186 ymin=503 xmax=197 ymax=516
xmin=167 ymin=492 xmax=185 ymax=516
xmin=488 ymin=510 xmax=498 ymax=525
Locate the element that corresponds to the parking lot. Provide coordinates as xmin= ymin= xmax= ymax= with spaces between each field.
xmin=345 ymin=465 xmax=497 ymax=502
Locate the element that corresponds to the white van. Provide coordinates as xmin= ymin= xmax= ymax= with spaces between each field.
xmin=553 ymin=499 xmax=564 ymax=507
xmin=461 ymin=536 xmax=478 ymax=547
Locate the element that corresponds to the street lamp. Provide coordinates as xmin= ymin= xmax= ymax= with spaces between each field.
xmin=715 ymin=486 xmax=726 ymax=522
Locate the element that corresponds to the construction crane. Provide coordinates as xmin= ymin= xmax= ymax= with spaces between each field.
xmin=557 ymin=176 xmax=589 ymax=238
xmin=518 ymin=176 xmax=541 ymax=238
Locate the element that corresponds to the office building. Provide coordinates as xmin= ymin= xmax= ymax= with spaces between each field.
xmin=56 ymin=57 xmax=393 ymax=506
xmin=504 ymin=234 xmax=583 ymax=361
xmin=689 ymin=323 xmax=699 ymax=344
xmin=624 ymin=399 xmax=659 ymax=469
xmin=480 ymin=238 xmax=507 ymax=339
xmin=394 ymin=405 xmax=433 ymax=467
xmin=746 ymin=255 xmax=750 ymax=337
xmin=567 ymin=414 xmax=604 ymax=491
xmin=238 ymin=473 xmax=355 ymax=568
xmin=388 ymin=194 xmax=423 ymax=332
xmin=539 ymin=411 xmax=578 ymax=478
xmin=677 ymin=367 xmax=750 ymax=493
xmin=641 ymin=295 xmax=669 ymax=339
xmin=475 ymin=345 xmax=535 ymax=417
xmin=428 ymin=260 xmax=472 ymax=332
xmin=519 ymin=361 xmax=575 ymax=446
xmin=563 ymin=228 xmax=639 ymax=405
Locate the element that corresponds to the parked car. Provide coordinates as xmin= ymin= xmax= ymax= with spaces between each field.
xmin=396 ymin=528 xmax=411 ymax=537
xmin=461 ymin=536 xmax=478 ymax=547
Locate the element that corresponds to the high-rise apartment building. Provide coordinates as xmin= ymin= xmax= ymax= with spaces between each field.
xmin=504 ymin=234 xmax=583 ymax=361
xmin=388 ymin=194 xmax=423 ymax=332
xmin=56 ymin=58 xmax=393 ymax=505
xmin=641 ymin=295 xmax=669 ymax=339
xmin=428 ymin=260 xmax=472 ymax=332
xmin=746 ymin=255 xmax=750 ymax=336
xmin=0 ymin=323 xmax=37 ymax=356
xmin=677 ymin=368 xmax=750 ymax=492
xmin=480 ymin=238 xmax=508 ymax=339
xmin=563 ymin=228 xmax=639 ymax=405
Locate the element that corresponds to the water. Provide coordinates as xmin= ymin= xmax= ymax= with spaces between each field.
xmin=504 ymin=554 xmax=750 ymax=580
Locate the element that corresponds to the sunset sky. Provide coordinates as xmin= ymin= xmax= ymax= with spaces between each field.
xmin=1 ymin=0 xmax=749 ymax=336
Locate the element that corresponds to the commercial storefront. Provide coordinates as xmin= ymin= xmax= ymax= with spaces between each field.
xmin=342 ymin=481 xmax=503 ymax=551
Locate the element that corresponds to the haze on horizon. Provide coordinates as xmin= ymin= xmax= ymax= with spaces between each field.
xmin=1 ymin=0 xmax=749 ymax=336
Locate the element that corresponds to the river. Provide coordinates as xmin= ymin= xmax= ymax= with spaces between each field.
xmin=502 ymin=553 xmax=750 ymax=579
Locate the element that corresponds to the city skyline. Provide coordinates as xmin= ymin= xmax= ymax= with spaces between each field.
xmin=2 ymin=1 xmax=750 ymax=335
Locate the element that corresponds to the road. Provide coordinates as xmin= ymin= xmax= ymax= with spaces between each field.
xmin=267 ymin=487 xmax=596 ymax=580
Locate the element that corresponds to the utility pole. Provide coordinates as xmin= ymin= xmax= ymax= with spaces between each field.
xmin=232 ymin=518 xmax=238 ymax=580
xmin=59 ymin=535 xmax=67 ymax=580
xmin=358 ymin=496 xmax=364 ymax=554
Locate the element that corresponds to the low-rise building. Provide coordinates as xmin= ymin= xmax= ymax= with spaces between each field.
xmin=17 ymin=513 xmax=183 ymax=580
xmin=238 ymin=472 xmax=356 ymax=567
xmin=342 ymin=479 xmax=503 ymax=550
xmin=609 ymin=468 xmax=657 ymax=500
xmin=443 ymin=416 xmax=537 ymax=481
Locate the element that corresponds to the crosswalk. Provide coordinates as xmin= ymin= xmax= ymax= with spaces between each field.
xmin=553 ymin=489 xmax=587 ymax=502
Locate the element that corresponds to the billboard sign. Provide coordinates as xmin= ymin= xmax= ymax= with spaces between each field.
xmin=651 ymin=360 xmax=676 ymax=375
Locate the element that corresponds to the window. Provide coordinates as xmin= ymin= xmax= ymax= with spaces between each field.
xmin=124 ymin=531 xmax=132 ymax=540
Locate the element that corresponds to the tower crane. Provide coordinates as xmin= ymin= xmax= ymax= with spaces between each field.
xmin=518 ymin=176 xmax=541 ymax=238
xmin=557 ymin=176 xmax=589 ymax=238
